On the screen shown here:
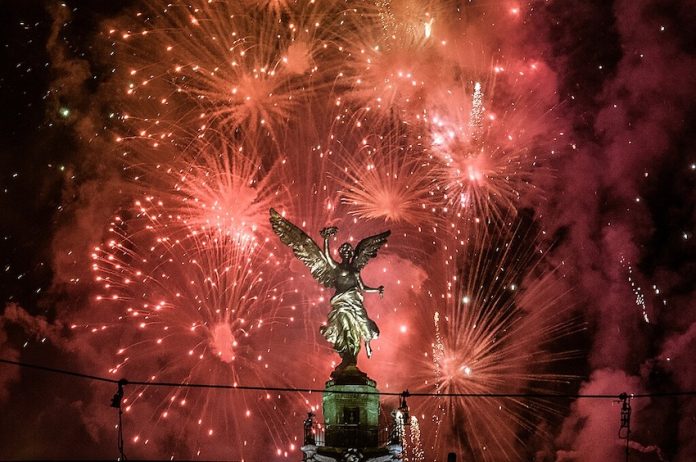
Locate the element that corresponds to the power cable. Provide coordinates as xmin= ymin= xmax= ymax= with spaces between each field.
xmin=2 ymin=358 xmax=695 ymax=399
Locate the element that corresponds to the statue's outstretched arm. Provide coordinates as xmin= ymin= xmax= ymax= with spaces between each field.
xmin=358 ymin=275 xmax=384 ymax=297
xmin=320 ymin=226 xmax=338 ymax=268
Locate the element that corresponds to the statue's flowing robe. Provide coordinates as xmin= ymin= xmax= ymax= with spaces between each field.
xmin=320 ymin=288 xmax=379 ymax=356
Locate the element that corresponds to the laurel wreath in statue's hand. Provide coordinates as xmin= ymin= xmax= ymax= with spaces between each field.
xmin=320 ymin=226 xmax=338 ymax=238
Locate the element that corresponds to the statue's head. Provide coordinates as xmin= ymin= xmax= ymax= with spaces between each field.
xmin=338 ymin=242 xmax=354 ymax=262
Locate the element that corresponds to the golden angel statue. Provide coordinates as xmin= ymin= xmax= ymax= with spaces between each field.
xmin=269 ymin=208 xmax=390 ymax=371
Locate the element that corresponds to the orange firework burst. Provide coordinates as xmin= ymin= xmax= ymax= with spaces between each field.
xmin=110 ymin=0 xmax=346 ymax=145
xmin=334 ymin=130 xmax=441 ymax=225
xmin=87 ymin=204 xmax=308 ymax=458
xmin=141 ymin=139 xmax=277 ymax=241
xmin=429 ymin=81 xmax=543 ymax=227
xmin=328 ymin=0 xmax=464 ymax=132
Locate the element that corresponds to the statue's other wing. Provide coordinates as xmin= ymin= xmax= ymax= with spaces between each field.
xmin=352 ymin=230 xmax=391 ymax=271
xmin=269 ymin=208 xmax=336 ymax=288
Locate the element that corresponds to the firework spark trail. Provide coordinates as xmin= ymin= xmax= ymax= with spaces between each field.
xmin=619 ymin=255 xmax=655 ymax=324
xmin=408 ymin=416 xmax=425 ymax=461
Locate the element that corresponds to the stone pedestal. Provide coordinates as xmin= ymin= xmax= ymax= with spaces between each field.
xmin=323 ymin=366 xmax=380 ymax=448
xmin=301 ymin=365 xmax=403 ymax=462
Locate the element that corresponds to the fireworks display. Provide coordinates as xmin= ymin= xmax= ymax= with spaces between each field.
xmin=79 ymin=1 xmax=574 ymax=459
xmin=2 ymin=0 xmax=695 ymax=461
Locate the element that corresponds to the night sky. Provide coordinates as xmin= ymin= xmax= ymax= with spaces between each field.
xmin=1 ymin=1 xmax=695 ymax=461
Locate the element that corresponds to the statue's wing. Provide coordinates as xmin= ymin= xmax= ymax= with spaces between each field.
xmin=269 ymin=208 xmax=335 ymax=288
xmin=352 ymin=230 xmax=391 ymax=271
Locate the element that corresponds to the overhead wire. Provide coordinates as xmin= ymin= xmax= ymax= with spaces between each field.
xmin=2 ymin=357 xmax=695 ymax=399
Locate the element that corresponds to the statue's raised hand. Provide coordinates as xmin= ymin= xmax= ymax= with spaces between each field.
xmin=320 ymin=226 xmax=338 ymax=238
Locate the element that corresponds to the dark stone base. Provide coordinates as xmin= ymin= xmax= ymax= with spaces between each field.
xmin=302 ymin=365 xmax=403 ymax=461
xmin=329 ymin=365 xmax=375 ymax=386
xmin=316 ymin=445 xmax=394 ymax=461
xmin=323 ymin=365 xmax=380 ymax=449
